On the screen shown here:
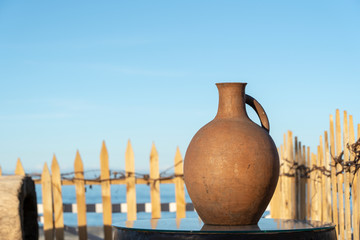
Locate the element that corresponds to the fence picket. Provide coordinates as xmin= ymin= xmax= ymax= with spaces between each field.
xmin=150 ymin=143 xmax=161 ymax=219
xmin=324 ymin=131 xmax=332 ymax=222
xmin=0 ymin=166 xmax=2 ymax=176
xmin=349 ymin=116 xmax=358 ymax=240
xmin=329 ymin=114 xmax=339 ymax=235
xmin=280 ymin=145 xmax=286 ymax=219
xmin=288 ymin=131 xmax=297 ymax=219
xmin=356 ymin=124 xmax=360 ymax=240
xmin=74 ymin=151 xmax=87 ymax=240
xmin=270 ymin=147 xmax=281 ymax=218
xmin=316 ymin=148 xmax=322 ymax=221
xmin=336 ymin=109 xmax=345 ymax=240
xmin=41 ymin=163 xmax=54 ymax=240
xmin=125 ymin=140 xmax=137 ymax=221
xmin=294 ymin=137 xmax=301 ymax=218
xmin=343 ymin=112 xmax=351 ymax=240
xmin=100 ymin=141 xmax=112 ymax=240
xmin=174 ymin=147 xmax=186 ymax=219
xmin=282 ymin=134 xmax=291 ymax=219
xmin=310 ymin=153 xmax=316 ymax=220
xmin=300 ymin=144 xmax=306 ymax=220
xmin=319 ymin=137 xmax=326 ymax=222
xmin=306 ymin=146 xmax=311 ymax=219
xmin=51 ymin=155 xmax=64 ymax=240
xmin=15 ymin=158 xmax=25 ymax=176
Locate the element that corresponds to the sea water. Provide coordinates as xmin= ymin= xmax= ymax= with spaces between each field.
xmin=35 ymin=183 xmax=197 ymax=226
xmin=35 ymin=184 xmax=269 ymax=226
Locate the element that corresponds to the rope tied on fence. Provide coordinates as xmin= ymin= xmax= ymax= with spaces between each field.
xmin=26 ymin=161 xmax=185 ymax=184
xmin=279 ymin=138 xmax=360 ymax=179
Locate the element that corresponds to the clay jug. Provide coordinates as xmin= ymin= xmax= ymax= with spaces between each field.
xmin=184 ymin=82 xmax=279 ymax=225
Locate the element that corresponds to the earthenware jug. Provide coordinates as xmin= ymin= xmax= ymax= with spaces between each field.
xmin=184 ymin=82 xmax=279 ymax=225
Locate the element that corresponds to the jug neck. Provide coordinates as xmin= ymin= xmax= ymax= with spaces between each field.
xmin=215 ymin=82 xmax=248 ymax=119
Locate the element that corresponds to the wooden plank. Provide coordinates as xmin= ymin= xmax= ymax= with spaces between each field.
xmin=306 ymin=146 xmax=311 ymax=220
xmin=283 ymin=132 xmax=290 ymax=219
xmin=294 ymin=137 xmax=300 ymax=218
xmin=100 ymin=141 xmax=112 ymax=240
xmin=343 ymin=111 xmax=351 ymax=240
xmin=41 ymin=163 xmax=54 ymax=240
xmin=74 ymin=151 xmax=87 ymax=240
xmin=270 ymin=147 xmax=281 ymax=219
xmin=316 ymin=147 xmax=322 ymax=221
xmin=0 ymin=166 xmax=2 ymax=176
xmin=336 ymin=109 xmax=345 ymax=240
xmin=324 ymin=131 xmax=332 ymax=223
xmin=283 ymin=132 xmax=293 ymax=220
xmin=15 ymin=158 xmax=25 ymax=176
xmin=300 ymin=145 xmax=306 ymax=220
xmin=174 ymin=147 xmax=186 ymax=219
xmin=279 ymin=145 xmax=286 ymax=219
xmin=329 ymin=114 xmax=339 ymax=235
xmin=349 ymin=115 xmax=358 ymax=240
xmin=298 ymin=142 xmax=306 ymax=220
xmin=282 ymin=134 xmax=291 ymax=219
xmin=125 ymin=140 xmax=137 ymax=221
xmin=150 ymin=143 xmax=161 ymax=219
xmin=51 ymin=155 xmax=64 ymax=240
xmin=310 ymin=153 xmax=318 ymax=220
xmin=356 ymin=123 xmax=360 ymax=240
xmin=319 ymin=136 xmax=325 ymax=222
xmin=287 ymin=131 xmax=296 ymax=219
xmin=277 ymin=146 xmax=283 ymax=219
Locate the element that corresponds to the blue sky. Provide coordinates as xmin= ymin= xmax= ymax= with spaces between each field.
xmin=1 ymin=1 xmax=359 ymax=173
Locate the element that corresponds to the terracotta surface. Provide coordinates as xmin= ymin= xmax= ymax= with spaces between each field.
xmin=184 ymin=82 xmax=279 ymax=225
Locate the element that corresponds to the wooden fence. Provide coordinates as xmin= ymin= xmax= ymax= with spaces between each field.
xmin=0 ymin=141 xmax=188 ymax=240
xmin=270 ymin=109 xmax=360 ymax=240
xmin=1 ymin=109 xmax=359 ymax=240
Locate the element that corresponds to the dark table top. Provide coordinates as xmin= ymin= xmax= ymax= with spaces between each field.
xmin=113 ymin=218 xmax=335 ymax=234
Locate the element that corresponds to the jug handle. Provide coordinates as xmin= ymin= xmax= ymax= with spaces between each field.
xmin=245 ymin=94 xmax=270 ymax=133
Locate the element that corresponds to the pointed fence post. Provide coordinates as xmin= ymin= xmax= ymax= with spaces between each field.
xmin=350 ymin=116 xmax=359 ymax=240
xmin=15 ymin=158 xmax=25 ymax=176
xmin=125 ymin=140 xmax=137 ymax=221
xmin=355 ymin=123 xmax=360 ymax=240
xmin=100 ymin=141 xmax=112 ymax=240
xmin=310 ymin=152 xmax=319 ymax=220
xmin=150 ymin=143 xmax=161 ymax=219
xmin=74 ymin=151 xmax=87 ymax=240
xmin=286 ymin=131 xmax=296 ymax=219
xmin=319 ymin=136 xmax=325 ymax=222
xmin=51 ymin=155 xmax=64 ymax=240
xmin=279 ymin=145 xmax=286 ymax=219
xmin=316 ymin=147 xmax=322 ymax=221
xmin=299 ymin=142 xmax=306 ymax=220
xmin=42 ymin=163 xmax=54 ymax=240
xmin=270 ymin=147 xmax=281 ymax=219
xmin=343 ymin=111 xmax=351 ymax=240
xmin=174 ymin=147 xmax=185 ymax=219
xmin=306 ymin=146 xmax=311 ymax=219
xmin=335 ymin=109 xmax=345 ymax=240
xmin=329 ymin=114 xmax=339 ymax=235
xmin=324 ymin=131 xmax=332 ymax=223
xmin=294 ymin=137 xmax=300 ymax=218
xmin=282 ymin=133 xmax=291 ymax=219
